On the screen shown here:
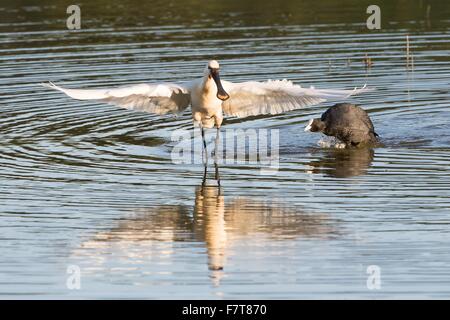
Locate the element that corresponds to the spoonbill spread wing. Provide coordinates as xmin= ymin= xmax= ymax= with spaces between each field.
xmin=41 ymin=81 xmax=191 ymax=115
xmin=221 ymin=79 xmax=370 ymax=118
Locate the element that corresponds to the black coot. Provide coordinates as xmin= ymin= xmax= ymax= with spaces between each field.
xmin=305 ymin=103 xmax=379 ymax=147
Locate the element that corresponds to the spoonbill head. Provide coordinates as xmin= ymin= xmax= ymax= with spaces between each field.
xmin=204 ymin=60 xmax=230 ymax=102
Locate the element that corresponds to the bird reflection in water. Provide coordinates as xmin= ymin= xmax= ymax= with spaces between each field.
xmin=73 ymin=186 xmax=337 ymax=286
xmin=307 ymin=147 xmax=375 ymax=178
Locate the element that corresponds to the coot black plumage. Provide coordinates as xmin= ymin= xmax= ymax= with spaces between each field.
xmin=305 ymin=103 xmax=379 ymax=147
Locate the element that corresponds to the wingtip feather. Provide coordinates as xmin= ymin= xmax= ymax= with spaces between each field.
xmin=41 ymin=81 xmax=58 ymax=89
xmin=344 ymin=84 xmax=374 ymax=98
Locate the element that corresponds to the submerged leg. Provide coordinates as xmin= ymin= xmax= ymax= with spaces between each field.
xmin=214 ymin=162 xmax=221 ymax=187
xmin=202 ymin=163 xmax=208 ymax=186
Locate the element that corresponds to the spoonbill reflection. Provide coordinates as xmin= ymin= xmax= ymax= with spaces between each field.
xmin=70 ymin=185 xmax=337 ymax=287
xmin=42 ymin=60 xmax=369 ymax=152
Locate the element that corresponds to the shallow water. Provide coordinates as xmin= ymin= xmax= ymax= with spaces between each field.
xmin=1 ymin=0 xmax=450 ymax=299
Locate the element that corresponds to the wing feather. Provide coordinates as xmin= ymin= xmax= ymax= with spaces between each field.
xmin=41 ymin=81 xmax=191 ymax=115
xmin=221 ymin=80 xmax=371 ymax=118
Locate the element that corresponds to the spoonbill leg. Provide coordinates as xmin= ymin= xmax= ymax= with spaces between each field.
xmin=214 ymin=128 xmax=221 ymax=187
xmin=200 ymin=124 xmax=208 ymax=165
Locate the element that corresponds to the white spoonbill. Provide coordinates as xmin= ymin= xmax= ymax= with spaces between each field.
xmin=42 ymin=60 xmax=370 ymax=151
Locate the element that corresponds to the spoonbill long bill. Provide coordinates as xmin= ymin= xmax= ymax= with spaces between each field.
xmin=41 ymin=60 xmax=370 ymax=152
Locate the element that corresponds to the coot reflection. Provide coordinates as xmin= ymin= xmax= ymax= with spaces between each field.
xmin=307 ymin=148 xmax=375 ymax=178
